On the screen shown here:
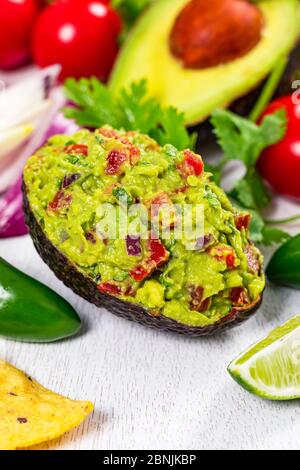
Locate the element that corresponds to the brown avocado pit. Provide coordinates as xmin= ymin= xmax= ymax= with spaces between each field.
xmin=170 ymin=0 xmax=263 ymax=69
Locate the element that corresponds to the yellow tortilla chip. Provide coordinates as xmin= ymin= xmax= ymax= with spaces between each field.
xmin=0 ymin=360 xmax=93 ymax=450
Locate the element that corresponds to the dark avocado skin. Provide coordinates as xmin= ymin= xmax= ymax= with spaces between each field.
xmin=193 ymin=42 xmax=300 ymax=146
xmin=23 ymin=182 xmax=263 ymax=337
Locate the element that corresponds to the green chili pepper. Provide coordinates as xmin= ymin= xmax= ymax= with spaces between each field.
xmin=0 ymin=257 xmax=81 ymax=342
xmin=266 ymin=235 xmax=300 ymax=289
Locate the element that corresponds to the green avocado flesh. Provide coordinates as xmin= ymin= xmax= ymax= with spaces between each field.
xmin=24 ymin=127 xmax=265 ymax=327
xmin=109 ymin=0 xmax=300 ymax=125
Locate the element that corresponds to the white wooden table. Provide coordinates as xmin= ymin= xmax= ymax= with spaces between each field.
xmin=1 ymin=193 xmax=300 ymax=450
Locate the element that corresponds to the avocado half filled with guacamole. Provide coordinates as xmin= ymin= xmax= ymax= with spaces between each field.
xmin=23 ymin=127 xmax=265 ymax=336
xmin=109 ymin=0 xmax=300 ymax=126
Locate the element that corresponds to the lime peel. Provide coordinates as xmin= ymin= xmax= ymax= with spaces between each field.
xmin=228 ymin=315 xmax=300 ymax=400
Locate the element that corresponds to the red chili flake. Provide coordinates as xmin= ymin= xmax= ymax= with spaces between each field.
xmin=235 ymin=213 xmax=251 ymax=231
xmin=177 ymin=150 xmax=204 ymax=179
xmin=48 ymin=191 xmax=72 ymax=212
xmin=64 ymin=144 xmax=88 ymax=156
xmin=244 ymin=245 xmax=260 ymax=275
xmin=98 ymin=283 xmax=122 ymax=295
xmin=98 ymin=127 xmax=119 ymax=138
xmin=105 ymin=149 xmax=127 ymax=175
xmin=17 ymin=418 xmax=28 ymax=424
xmin=130 ymin=238 xmax=169 ymax=282
xmin=230 ymin=287 xmax=250 ymax=306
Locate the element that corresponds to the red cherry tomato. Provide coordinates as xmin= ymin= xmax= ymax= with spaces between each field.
xmin=257 ymin=96 xmax=300 ymax=200
xmin=0 ymin=0 xmax=40 ymax=69
xmin=32 ymin=0 xmax=122 ymax=81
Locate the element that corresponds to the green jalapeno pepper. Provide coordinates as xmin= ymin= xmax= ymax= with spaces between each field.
xmin=0 ymin=257 xmax=81 ymax=342
xmin=267 ymin=234 xmax=300 ymax=289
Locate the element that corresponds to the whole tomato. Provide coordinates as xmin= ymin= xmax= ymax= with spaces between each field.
xmin=32 ymin=0 xmax=122 ymax=81
xmin=0 ymin=0 xmax=40 ymax=69
xmin=257 ymin=96 xmax=300 ymax=200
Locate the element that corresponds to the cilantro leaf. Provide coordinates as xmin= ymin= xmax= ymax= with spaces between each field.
xmin=229 ymin=169 xmax=270 ymax=210
xmin=151 ymin=107 xmax=196 ymax=150
xmin=63 ymin=78 xmax=194 ymax=150
xmin=64 ymin=77 xmax=124 ymax=129
xmin=261 ymin=226 xmax=291 ymax=246
xmin=119 ymin=80 xmax=160 ymax=134
xmin=211 ymin=108 xmax=287 ymax=168
xmin=248 ymin=209 xmax=265 ymax=244
xmin=246 ymin=207 xmax=290 ymax=246
xmin=211 ymin=108 xmax=286 ymax=212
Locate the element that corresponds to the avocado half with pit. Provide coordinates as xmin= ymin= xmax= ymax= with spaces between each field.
xmin=109 ymin=0 xmax=300 ymax=126
xmin=23 ymin=127 xmax=264 ymax=336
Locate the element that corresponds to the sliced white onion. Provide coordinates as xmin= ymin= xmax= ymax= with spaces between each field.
xmin=0 ymin=65 xmax=60 ymax=132
xmin=0 ymin=90 xmax=65 ymax=194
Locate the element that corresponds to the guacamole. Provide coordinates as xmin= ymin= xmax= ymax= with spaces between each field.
xmin=24 ymin=126 xmax=265 ymax=327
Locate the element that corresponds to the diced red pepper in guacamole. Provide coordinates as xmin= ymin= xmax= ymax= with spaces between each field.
xmin=130 ymin=238 xmax=169 ymax=282
xmin=177 ymin=150 xmax=204 ymax=179
xmin=48 ymin=191 xmax=72 ymax=212
xmin=65 ymin=144 xmax=88 ymax=156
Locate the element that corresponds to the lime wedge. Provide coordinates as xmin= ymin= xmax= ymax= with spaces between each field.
xmin=228 ymin=316 xmax=300 ymax=400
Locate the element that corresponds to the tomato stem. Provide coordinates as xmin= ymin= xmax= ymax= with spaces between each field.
xmin=249 ymin=55 xmax=289 ymax=122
